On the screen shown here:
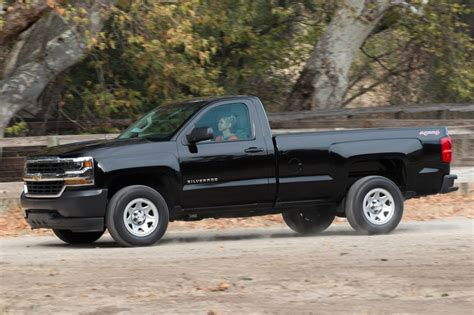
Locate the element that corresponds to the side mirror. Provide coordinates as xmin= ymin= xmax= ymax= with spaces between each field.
xmin=186 ymin=127 xmax=214 ymax=144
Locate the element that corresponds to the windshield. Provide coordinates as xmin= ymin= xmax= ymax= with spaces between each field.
xmin=118 ymin=101 xmax=205 ymax=140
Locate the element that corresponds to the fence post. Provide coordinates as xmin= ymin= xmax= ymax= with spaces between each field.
xmin=460 ymin=183 xmax=469 ymax=197
xmin=47 ymin=136 xmax=59 ymax=147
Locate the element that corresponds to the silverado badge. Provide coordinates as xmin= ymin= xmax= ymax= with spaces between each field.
xmin=187 ymin=178 xmax=219 ymax=184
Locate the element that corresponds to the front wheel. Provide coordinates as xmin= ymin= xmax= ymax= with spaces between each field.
xmin=53 ymin=229 xmax=104 ymax=244
xmin=282 ymin=209 xmax=335 ymax=235
xmin=106 ymin=185 xmax=169 ymax=247
xmin=345 ymin=176 xmax=404 ymax=234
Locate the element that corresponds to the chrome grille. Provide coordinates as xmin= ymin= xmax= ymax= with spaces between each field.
xmin=24 ymin=157 xmax=94 ymax=198
xmin=26 ymin=181 xmax=64 ymax=196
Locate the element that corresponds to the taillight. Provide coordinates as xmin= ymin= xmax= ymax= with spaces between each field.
xmin=440 ymin=136 xmax=452 ymax=163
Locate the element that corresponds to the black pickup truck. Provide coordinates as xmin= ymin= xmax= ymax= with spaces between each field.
xmin=21 ymin=96 xmax=457 ymax=246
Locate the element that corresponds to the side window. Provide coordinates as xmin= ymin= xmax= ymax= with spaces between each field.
xmin=194 ymin=103 xmax=253 ymax=142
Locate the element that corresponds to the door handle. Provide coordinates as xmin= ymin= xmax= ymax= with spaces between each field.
xmin=244 ymin=147 xmax=264 ymax=153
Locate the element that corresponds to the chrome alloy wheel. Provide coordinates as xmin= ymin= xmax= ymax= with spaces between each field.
xmin=123 ymin=198 xmax=159 ymax=237
xmin=362 ymin=188 xmax=395 ymax=225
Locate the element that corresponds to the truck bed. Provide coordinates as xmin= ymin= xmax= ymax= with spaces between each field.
xmin=273 ymin=127 xmax=450 ymax=203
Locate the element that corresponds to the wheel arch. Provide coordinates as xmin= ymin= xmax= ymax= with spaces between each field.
xmin=104 ymin=166 xmax=180 ymax=210
xmin=330 ymin=138 xmax=421 ymax=191
xmin=346 ymin=157 xmax=407 ymax=190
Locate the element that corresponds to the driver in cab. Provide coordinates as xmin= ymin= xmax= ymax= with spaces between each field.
xmin=215 ymin=115 xmax=238 ymax=141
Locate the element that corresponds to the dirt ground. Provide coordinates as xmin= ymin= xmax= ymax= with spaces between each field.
xmin=0 ymin=191 xmax=473 ymax=314
xmin=0 ymin=218 xmax=473 ymax=314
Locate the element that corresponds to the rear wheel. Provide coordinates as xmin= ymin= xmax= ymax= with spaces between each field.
xmin=53 ymin=229 xmax=104 ymax=244
xmin=345 ymin=176 xmax=403 ymax=234
xmin=282 ymin=209 xmax=335 ymax=235
xmin=106 ymin=185 xmax=169 ymax=247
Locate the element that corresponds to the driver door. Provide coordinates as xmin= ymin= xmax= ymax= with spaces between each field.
xmin=177 ymin=100 xmax=274 ymax=209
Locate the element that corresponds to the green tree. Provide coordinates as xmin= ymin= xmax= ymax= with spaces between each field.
xmin=3 ymin=0 xmax=472 ymax=137
xmin=289 ymin=0 xmax=473 ymax=110
xmin=0 ymin=0 xmax=116 ymax=137
xmin=61 ymin=0 xmax=325 ymax=129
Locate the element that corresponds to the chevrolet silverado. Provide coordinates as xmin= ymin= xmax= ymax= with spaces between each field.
xmin=21 ymin=96 xmax=458 ymax=246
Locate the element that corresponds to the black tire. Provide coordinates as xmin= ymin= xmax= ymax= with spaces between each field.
xmin=345 ymin=176 xmax=403 ymax=234
xmin=282 ymin=209 xmax=335 ymax=235
xmin=53 ymin=229 xmax=104 ymax=244
xmin=106 ymin=185 xmax=169 ymax=247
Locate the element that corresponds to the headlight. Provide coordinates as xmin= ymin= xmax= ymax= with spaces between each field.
xmin=63 ymin=157 xmax=94 ymax=174
xmin=64 ymin=157 xmax=95 ymax=186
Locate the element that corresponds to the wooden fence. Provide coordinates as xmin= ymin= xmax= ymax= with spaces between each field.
xmin=0 ymin=134 xmax=118 ymax=182
xmin=2 ymin=103 xmax=473 ymax=182
xmin=1 ymin=129 xmax=473 ymax=183
xmin=0 ymin=134 xmax=118 ymax=148
xmin=12 ymin=103 xmax=474 ymax=135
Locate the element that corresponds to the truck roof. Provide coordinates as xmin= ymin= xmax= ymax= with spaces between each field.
xmin=169 ymin=95 xmax=255 ymax=107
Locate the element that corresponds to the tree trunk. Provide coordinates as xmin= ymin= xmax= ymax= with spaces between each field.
xmin=0 ymin=1 xmax=113 ymax=138
xmin=37 ymin=71 xmax=68 ymax=136
xmin=0 ymin=0 xmax=51 ymax=47
xmin=287 ymin=0 xmax=393 ymax=110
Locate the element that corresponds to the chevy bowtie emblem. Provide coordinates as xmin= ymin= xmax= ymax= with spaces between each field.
xmin=31 ymin=174 xmax=42 ymax=181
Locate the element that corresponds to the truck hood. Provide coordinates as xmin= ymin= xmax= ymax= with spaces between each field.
xmin=29 ymin=138 xmax=160 ymax=159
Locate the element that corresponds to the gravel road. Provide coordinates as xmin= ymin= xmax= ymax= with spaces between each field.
xmin=1 ymin=218 xmax=473 ymax=314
